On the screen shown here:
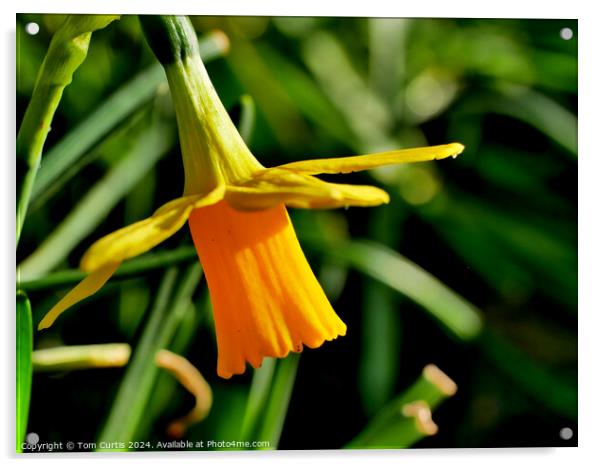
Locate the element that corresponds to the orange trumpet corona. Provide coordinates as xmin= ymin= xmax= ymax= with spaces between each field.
xmin=189 ymin=201 xmax=346 ymax=378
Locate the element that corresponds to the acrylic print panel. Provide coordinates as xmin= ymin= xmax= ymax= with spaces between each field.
xmin=16 ymin=14 xmax=577 ymax=452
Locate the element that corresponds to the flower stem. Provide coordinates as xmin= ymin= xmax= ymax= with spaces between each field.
xmin=16 ymin=15 xmax=118 ymax=244
xmin=29 ymin=30 xmax=230 ymax=208
xmin=346 ymin=364 xmax=457 ymax=448
xmin=32 ymin=343 xmax=131 ymax=372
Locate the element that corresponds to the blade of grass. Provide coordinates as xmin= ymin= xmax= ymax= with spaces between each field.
xmin=422 ymin=192 xmax=576 ymax=309
xmin=225 ymin=37 xmax=310 ymax=148
xmin=347 ymin=364 xmax=457 ymax=448
xmin=117 ymin=168 xmax=157 ymax=338
xmin=255 ymin=353 xmax=300 ymax=449
xmin=16 ymin=291 xmax=33 ymax=453
xmin=359 ymin=204 xmax=405 ymax=415
xmin=239 ymin=358 xmax=277 ymax=441
xmin=368 ymin=18 xmax=410 ymax=105
xmin=97 ymin=264 xmax=202 ymax=449
xmin=256 ymin=43 xmax=357 ymax=149
xmin=301 ymin=30 xmax=396 ymax=152
xmin=305 ymin=237 xmax=483 ymax=341
xmin=30 ymin=106 xmax=152 ymax=211
xmin=17 ymin=15 xmax=119 ymax=244
xmin=96 ymin=267 xmax=177 ymax=447
xmin=139 ymin=299 xmax=200 ymax=440
xmin=18 ymin=246 xmax=198 ymax=292
xmin=306 ymin=235 xmax=576 ymax=419
xmin=117 ymin=278 xmax=150 ymax=339
xmin=496 ymin=84 xmax=577 ymax=156
xmin=238 ymin=94 xmax=256 ymax=144
xmin=137 ymin=281 xmax=213 ymax=441
xmin=360 ymin=281 xmax=402 ymax=415
xmin=460 ymin=85 xmax=577 ymax=157
xmin=419 ymin=199 xmax=536 ymax=299
xmin=29 ymin=31 xmax=230 ymax=205
xmin=471 ymin=201 xmax=577 ymax=306
xmin=18 ymin=122 xmax=174 ymax=280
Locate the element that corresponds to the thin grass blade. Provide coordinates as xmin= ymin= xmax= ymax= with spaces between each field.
xmin=16 ymin=291 xmax=33 ymax=452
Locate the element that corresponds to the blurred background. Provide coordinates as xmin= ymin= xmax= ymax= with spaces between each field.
xmin=17 ymin=15 xmax=577 ymax=449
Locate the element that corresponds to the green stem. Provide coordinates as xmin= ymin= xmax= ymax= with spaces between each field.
xmin=16 ymin=291 xmax=33 ymax=453
xmin=18 ymin=246 xmax=198 ymax=292
xmin=29 ymin=30 xmax=229 ymax=207
xmin=16 ymin=15 xmax=118 ymax=244
xmin=346 ymin=364 xmax=457 ymax=448
xmin=139 ymin=15 xmax=260 ymax=197
xmin=32 ymin=344 xmax=131 ymax=372
xmin=97 ymin=264 xmax=202 ymax=449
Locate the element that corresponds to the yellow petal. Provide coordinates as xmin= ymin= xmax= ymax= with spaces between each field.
xmin=80 ymin=186 xmax=225 ymax=272
xmin=275 ymin=143 xmax=464 ymax=175
xmin=226 ymin=169 xmax=389 ymax=210
xmin=38 ymin=261 xmax=120 ymax=330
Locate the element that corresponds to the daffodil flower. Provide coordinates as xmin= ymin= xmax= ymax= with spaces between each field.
xmin=39 ymin=16 xmax=464 ymax=378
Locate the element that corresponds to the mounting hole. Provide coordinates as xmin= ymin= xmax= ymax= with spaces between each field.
xmin=25 ymin=22 xmax=40 ymax=35
xmin=559 ymin=27 xmax=573 ymax=40
xmin=559 ymin=427 xmax=574 ymax=440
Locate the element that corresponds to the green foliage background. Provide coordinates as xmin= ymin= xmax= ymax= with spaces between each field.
xmin=17 ymin=15 xmax=577 ymax=449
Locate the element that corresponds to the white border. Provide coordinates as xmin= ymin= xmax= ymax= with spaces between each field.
xmin=4 ymin=1 xmax=600 ymax=466
xmin=9 ymin=0 xmax=584 ymax=18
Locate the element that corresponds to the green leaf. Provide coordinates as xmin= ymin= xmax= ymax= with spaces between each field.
xmin=256 ymin=43 xmax=357 ymax=148
xmin=495 ymin=85 xmax=577 ymax=156
xmin=306 ymin=237 xmax=483 ymax=341
xmin=225 ymin=38 xmax=311 ymax=148
xmin=460 ymin=85 xmax=577 ymax=157
xmin=421 ymin=203 xmax=535 ymax=300
xmin=360 ymin=280 xmax=402 ymax=415
xmin=18 ymin=122 xmax=174 ymax=280
xmin=16 ymin=291 xmax=33 ymax=453
xmin=256 ymin=353 xmax=300 ymax=449
xmin=237 ymin=94 xmax=256 ymax=144
xmin=97 ymin=264 xmax=202 ymax=449
xmin=240 ymin=358 xmax=277 ymax=441
xmin=136 ymin=298 xmax=204 ymax=441
xmin=359 ymin=204 xmax=405 ymax=415
xmin=368 ymin=18 xmax=410 ymax=104
xmin=301 ymin=30 xmax=396 ymax=151
xmin=18 ymin=246 xmax=198 ymax=292
xmin=423 ymin=193 xmax=577 ymax=308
